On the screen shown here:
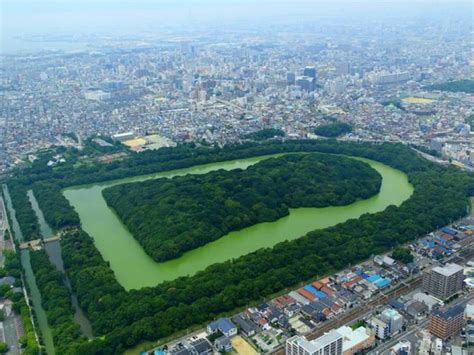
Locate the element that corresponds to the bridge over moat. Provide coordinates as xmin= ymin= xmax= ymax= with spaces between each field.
xmin=19 ymin=235 xmax=61 ymax=250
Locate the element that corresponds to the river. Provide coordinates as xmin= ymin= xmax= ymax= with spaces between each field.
xmin=64 ymin=154 xmax=414 ymax=290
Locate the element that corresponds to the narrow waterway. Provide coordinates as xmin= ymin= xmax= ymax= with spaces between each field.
xmin=1 ymin=185 xmax=55 ymax=355
xmin=27 ymin=190 xmax=93 ymax=339
xmin=64 ymin=154 xmax=414 ymax=290
xmin=26 ymin=191 xmax=53 ymax=239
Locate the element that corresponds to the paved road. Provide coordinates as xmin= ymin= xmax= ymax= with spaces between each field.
xmin=0 ymin=196 xmax=10 ymax=267
xmin=3 ymin=311 xmax=20 ymax=355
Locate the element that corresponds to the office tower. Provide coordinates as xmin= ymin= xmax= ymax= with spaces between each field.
xmin=287 ymin=72 xmax=296 ymax=85
xmin=422 ymin=263 xmax=465 ymax=300
xmin=296 ymin=76 xmax=316 ymax=92
xmin=304 ymin=66 xmax=317 ymax=78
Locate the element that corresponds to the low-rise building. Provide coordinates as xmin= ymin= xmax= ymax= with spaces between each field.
xmin=286 ymin=330 xmax=343 ymax=355
xmin=336 ymin=326 xmax=375 ymax=355
xmin=231 ymin=315 xmax=258 ymax=337
xmin=214 ymin=336 xmax=232 ymax=353
xmin=405 ymin=300 xmax=429 ymax=319
xmin=207 ymin=318 xmax=237 ymax=337
xmin=189 ymin=339 xmax=212 ymax=355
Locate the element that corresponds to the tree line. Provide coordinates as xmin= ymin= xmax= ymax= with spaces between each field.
xmin=32 ymin=183 xmax=80 ymax=230
xmin=5 ymin=182 xmax=40 ymax=241
xmin=314 ymin=122 xmax=352 ymax=137
xmin=424 ymin=79 xmax=474 ymax=94
xmin=29 ymin=250 xmax=85 ymax=354
xmin=243 ymin=128 xmax=285 ymax=141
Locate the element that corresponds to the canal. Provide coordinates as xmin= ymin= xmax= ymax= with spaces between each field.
xmin=2 ymin=185 xmax=55 ymax=355
xmin=27 ymin=191 xmax=93 ymax=339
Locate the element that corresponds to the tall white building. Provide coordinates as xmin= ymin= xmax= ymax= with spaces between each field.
xmin=286 ymin=330 xmax=343 ymax=355
xmin=380 ymin=309 xmax=404 ymax=334
xmin=369 ymin=317 xmax=390 ymax=339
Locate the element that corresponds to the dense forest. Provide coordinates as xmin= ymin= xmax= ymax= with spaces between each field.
xmin=6 ymin=140 xmax=474 ymax=354
xmin=424 ymin=79 xmax=474 ymax=94
xmin=313 ymin=122 xmax=353 ymax=137
xmin=32 ymin=183 xmax=80 ymax=230
xmin=243 ymin=128 xmax=285 ymax=141
xmin=410 ymin=144 xmax=442 ymax=158
xmin=391 ymin=247 xmax=414 ymax=264
xmin=103 ymin=154 xmax=382 ymax=261
xmin=5 ymin=182 xmax=40 ymax=241
xmin=382 ymin=99 xmax=405 ymax=111
xmin=29 ymin=250 xmax=85 ymax=354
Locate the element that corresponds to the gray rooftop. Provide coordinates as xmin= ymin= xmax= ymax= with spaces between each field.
xmin=432 ymin=263 xmax=463 ymax=277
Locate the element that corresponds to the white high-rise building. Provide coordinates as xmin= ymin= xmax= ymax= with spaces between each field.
xmin=380 ymin=309 xmax=404 ymax=334
xmin=286 ymin=330 xmax=343 ymax=355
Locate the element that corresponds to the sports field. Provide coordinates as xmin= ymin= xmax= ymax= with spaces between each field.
xmin=232 ymin=336 xmax=258 ymax=355
xmin=401 ymin=96 xmax=435 ymax=104
xmin=123 ymin=138 xmax=147 ymax=147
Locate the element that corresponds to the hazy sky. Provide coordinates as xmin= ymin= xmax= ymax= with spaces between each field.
xmin=1 ymin=0 xmax=471 ymax=52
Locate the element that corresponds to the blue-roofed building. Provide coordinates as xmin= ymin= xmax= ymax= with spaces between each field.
xmin=435 ymin=237 xmax=451 ymax=247
xmin=154 ymin=351 xmax=165 ymax=355
xmin=367 ymin=274 xmax=382 ymax=283
xmin=375 ymin=278 xmax=391 ymax=288
xmin=304 ymin=285 xmax=320 ymax=297
xmin=356 ymin=270 xmax=370 ymax=279
xmin=319 ymin=297 xmax=334 ymax=308
xmin=315 ymin=290 xmax=327 ymax=299
xmin=207 ymin=318 xmax=237 ymax=337
xmin=421 ymin=239 xmax=436 ymax=249
xmin=441 ymin=227 xmax=457 ymax=236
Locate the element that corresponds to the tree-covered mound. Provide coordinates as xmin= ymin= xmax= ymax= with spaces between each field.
xmin=314 ymin=122 xmax=353 ymax=137
xmin=424 ymin=79 xmax=474 ymax=94
xmin=243 ymin=128 xmax=285 ymax=141
xmin=102 ymin=154 xmax=382 ymax=261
